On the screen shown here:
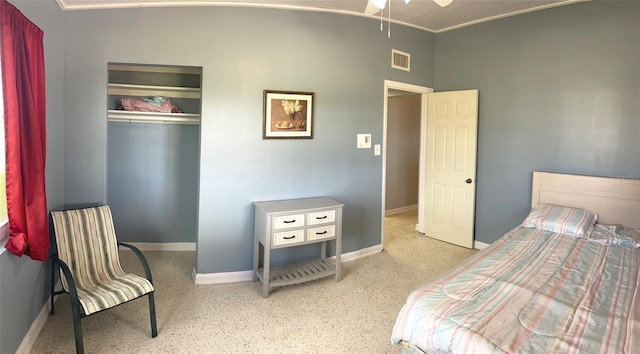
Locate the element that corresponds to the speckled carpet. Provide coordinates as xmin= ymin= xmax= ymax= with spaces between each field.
xmin=30 ymin=210 xmax=476 ymax=354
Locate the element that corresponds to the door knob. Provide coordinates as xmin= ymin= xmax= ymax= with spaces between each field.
xmin=466 ymin=178 xmax=472 ymax=184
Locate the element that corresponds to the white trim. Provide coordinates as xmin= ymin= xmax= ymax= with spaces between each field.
xmin=119 ymin=242 xmax=196 ymax=252
xmin=436 ymin=0 xmax=589 ymax=33
xmin=55 ymin=0 xmax=434 ymax=32
xmin=474 ymin=240 xmax=490 ymax=250
xmin=417 ymin=89 xmax=431 ymax=235
xmin=338 ymin=243 xmax=382 ymax=263
xmin=56 ymin=0 xmax=587 ymax=33
xmin=192 ymin=244 xmax=383 ymax=284
xmin=16 ymin=283 xmax=60 ymax=354
xmin=385 ymin=204 xmax=418 ymax=216
xmin=382 ymin=80 xmax=433 ymax=249
xmin=193 ymin=268 xmax=254 ymax=284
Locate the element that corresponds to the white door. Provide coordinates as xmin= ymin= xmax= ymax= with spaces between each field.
xmin=424 ymin=90 xmax=478 ymax=248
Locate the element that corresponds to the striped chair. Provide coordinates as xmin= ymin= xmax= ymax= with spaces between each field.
xmin=50 ymin=205 xmax=157 ymax=354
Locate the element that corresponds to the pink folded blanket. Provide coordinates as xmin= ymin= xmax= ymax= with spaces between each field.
xmin=120 ymin=97 xmax=182 ymax=113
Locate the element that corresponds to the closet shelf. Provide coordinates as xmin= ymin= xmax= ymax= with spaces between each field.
xmin=108 ymin=110 xmax=200 ymax=125
xmin=108 ymin=64 xmax=201 ymax=75
xmin=108 ymin=83 xmax=200 ymax=99
xmin=107 ymin=63 xmax=202 ymax=126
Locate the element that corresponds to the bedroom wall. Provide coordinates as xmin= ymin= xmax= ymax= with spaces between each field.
xmin=62 ymin=7 xmax=435 ymax=274
xmin=385 ymin=94 xmax=421 ymax=212
xmin=107 ymin=123 xmax=200 ymax=243
xmin=0 ymin=1 xmax=64 ymax=353
xmin=434 ymin=1 xmax=640 ymax=244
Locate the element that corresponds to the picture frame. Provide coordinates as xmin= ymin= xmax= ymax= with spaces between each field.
xmin=263 ymin=90 xmax=314 ymax=139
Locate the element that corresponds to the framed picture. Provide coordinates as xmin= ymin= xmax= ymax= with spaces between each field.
xmin=263 ymin=90 xmax=314 ymax=139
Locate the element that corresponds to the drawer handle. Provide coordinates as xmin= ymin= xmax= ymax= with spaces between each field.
xmin=283 ymin=235 xmax=296 ymax=240
xmin=315 ymin=216 xmax=328 ymax=220
xmin=283 ymin=220 xmax=296 ymax=224
xmin=315 ymin=231 xmax=328 ymax=235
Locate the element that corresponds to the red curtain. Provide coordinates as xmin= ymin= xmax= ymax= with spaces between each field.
xmin=0 ymin=0 xmax=48 ymax=261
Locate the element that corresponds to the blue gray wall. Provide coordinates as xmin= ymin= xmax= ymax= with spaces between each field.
xmin=434 ymin=1 xmax=640 ymax=243
xmin=0 ymin=1 xmax=64 ymax=353
xmin=107 ymin=123 xmax=200 ymax=243
xmin=61 ymin=7 xmax=435 ymax=273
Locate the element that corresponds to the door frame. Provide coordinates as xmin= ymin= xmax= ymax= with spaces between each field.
xmin=381 ymin=80 xmax=433 ymax=248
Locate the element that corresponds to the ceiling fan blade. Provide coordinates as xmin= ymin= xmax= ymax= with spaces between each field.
xmin=364 ymin=0 xmax=382 ymax=15
xmin=433 ymin=0 xmax=453 ymax=7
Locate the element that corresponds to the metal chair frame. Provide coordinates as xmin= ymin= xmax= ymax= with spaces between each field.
xmin=50 ymin=241 xmax=158 ymax=354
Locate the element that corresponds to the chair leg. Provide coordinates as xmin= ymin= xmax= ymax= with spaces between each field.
xmin=50 ymin=259 xmax=56 ymax=315
xmin=69 ymin=298 xmax=84 ymax=354
xmin=148 ymin=292 xmax=158 ymax=338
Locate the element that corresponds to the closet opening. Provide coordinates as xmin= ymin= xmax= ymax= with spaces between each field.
xmin=106 ymin=63 xmax=202 ymax=249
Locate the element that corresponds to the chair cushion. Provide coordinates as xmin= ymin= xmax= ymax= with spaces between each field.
xmin=76 ymin=273 xmax=154 ymax=315
xmin=51 ymin=205 xmax=154 ymax=315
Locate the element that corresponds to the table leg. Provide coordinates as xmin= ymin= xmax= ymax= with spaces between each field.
xmin=335 ymin=235 xmax=342 ymax=282
xmin=262 ymin=244 xmax=270 ymax=298
xmin=252 ymin=240 xmax=259 ymax=281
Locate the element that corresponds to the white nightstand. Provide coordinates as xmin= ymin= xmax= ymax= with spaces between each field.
xmin=253 ymin=197 xmax=344 ymax=297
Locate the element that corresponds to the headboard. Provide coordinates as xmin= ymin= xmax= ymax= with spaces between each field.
xmin=532 ymin=171 xmax=640 ymax=229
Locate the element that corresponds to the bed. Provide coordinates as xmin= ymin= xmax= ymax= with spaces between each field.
xmin=391 ymin=171 xmax=640 ymax=354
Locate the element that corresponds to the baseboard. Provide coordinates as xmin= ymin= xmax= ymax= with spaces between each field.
xmin=336 ymin=243 xmax=383 ymax=262
xmin=192 ymin=244 xmax=384 ymax=285
xmin=474 ymin=240 xmax=489 ymax=250
xmin=16 ymin=283 xmax=60 ymax=354
xmin=120 ymin=242 xmax=196 ymax=252
xmin=193 ymin=268 xmax=255 ymax=284
xmin=385 ymin=204 xmax=418 ymax=216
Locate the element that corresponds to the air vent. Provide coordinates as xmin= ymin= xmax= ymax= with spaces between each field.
xmin=392 ymin=49 xmax=410 ymax=72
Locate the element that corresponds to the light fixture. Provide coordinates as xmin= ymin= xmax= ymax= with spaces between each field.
xmin=369 ymin=0 xmax=450 ymax=12
xmin=370 ymin=0 xmax=387 ymax=10
xmin=372 ymin=0 xmax=411 ymax=8
xmin=368 ymin=0 xmax=450 ymax=38
xmin=433 ymin=0 xmax=453 ymax=7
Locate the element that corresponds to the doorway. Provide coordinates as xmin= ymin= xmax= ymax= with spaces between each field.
xmin=381 ymin=83 xmax=479 ymax=249
xmin=381 ymin=81 xmax=432 ymax=248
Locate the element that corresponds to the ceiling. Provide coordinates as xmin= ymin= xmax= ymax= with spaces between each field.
xmin=56 ymin=0 xmax=586 ymax=33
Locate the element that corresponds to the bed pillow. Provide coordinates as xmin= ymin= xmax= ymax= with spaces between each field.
xmin=522 ymin=203 xmax=598 ymax=238
xmin=590 ymin=224 xmax=640 ymax=248
xmin=623 ymin=228 xmax=640 ymax=248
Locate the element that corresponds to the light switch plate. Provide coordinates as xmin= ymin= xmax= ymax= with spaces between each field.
xmin=374 ymin=144 xmax=381 ymax=156
xmin=357 ymin=134 xmax=372 ymax=149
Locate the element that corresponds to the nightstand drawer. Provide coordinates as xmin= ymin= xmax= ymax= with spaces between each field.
xmin=307 ymin=210 xmax=335 ymax=225
xmin=307 ymin=225 xmax=335 ymax=241
xmin=273 ymin=214 xmax=305 ymax=229
xmin=273 ymin=229 xmax=305 ymax=246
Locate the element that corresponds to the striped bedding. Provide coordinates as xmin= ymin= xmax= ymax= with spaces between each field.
xmin=391 ymin=225 xmax=640 ymax=353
